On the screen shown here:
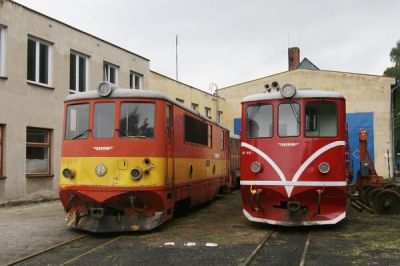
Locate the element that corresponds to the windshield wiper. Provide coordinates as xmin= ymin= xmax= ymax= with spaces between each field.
xmin=72 ymin=129 xmax=91 ymax=140
xmin=115 ymin=128 xmax=128 ymax=136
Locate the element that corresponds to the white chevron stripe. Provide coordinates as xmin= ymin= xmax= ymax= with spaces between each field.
xmin=241 ymin=142 xmax=289 ymax=195
xmin=241 ymin=141 xmax=346 ymax=197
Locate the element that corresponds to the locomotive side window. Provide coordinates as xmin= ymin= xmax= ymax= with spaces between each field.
xmin=119 ymin=103 xmax=155 ymax=138
xmin=278 ymin=103 xmax=300 ymax=137
xmin=65 ymin=104 xmax=90 ymax=140
xmin=166 ymin=105 xmax=172 ymax=142
xmin=184 ymin=115 xmax=210 ymax=146
xmin=94 ymin=103 xmax=115 ymax=138
xmin=245 ymin=104 xmax=273 ymax=138
xmin=305 ymin=102 xmax=338 ymax=137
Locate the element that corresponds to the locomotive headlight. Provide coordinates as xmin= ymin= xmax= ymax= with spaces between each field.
xmin=280 ymin=84 xmax=297 ymax=98
xmin=95 ymin=163 xmax=107 ymax=177
xmin=250 ymin=162 xmax=262 ymax=173
xmin=62 ymin=168 xmax=75 ymax=179
xmin=97 ymin=82 xmax=115 ymax=97
xmin=319 ymin=162 xmax=330 ymax=174
xmin=130 ymin=167 xmax=143 ymax=180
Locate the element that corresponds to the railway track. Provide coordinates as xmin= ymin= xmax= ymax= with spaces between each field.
xmin=240 ymin=230 xmax=312 ymax=266
xmin=3 ymin=234 xmax=124 ymax=266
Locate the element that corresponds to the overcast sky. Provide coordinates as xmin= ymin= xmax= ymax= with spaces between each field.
xmin=13 ymin=0 xmax=400 ymax=91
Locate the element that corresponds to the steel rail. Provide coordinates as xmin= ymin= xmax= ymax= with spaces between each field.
xmin=3 ymin=234 xmax=87 ymax=266
xmin=299 ymin=231 xmax=312 ymax=266
xmin=239 ymin=230 xmax=275 ymax=266
xmin=59 ymin=235 xmax=124 ymax=265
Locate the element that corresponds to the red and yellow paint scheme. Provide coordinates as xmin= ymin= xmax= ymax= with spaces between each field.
xmin=59 ymin=82 xmax=231 ymax=232
xmin=240 ymin=84 xmax=347 ymax=225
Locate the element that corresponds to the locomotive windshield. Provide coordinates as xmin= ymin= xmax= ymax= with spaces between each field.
xmin=94 ymin=103 xmax=115 ymax=138
xmin=246 ymin=104 xmax=273 ymax=138
xmin=65 ymin=103 xmax=90 ymax=140
xmin=119 ymin=103 xmax=155 ymax=138
xmin=305 ymin=102 xmax=337 ymax=137
xmin=278 ymin=103 xmax=300 ymax=137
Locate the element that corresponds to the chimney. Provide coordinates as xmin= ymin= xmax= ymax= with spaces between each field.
xmin=288 ymin=47 xmax=300 ymax=71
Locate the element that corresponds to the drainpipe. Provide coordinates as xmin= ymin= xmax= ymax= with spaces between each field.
xmin=391 ymin=79 xmax=400 ymax=180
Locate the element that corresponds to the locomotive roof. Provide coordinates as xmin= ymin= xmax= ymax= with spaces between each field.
xmin=65 ymin=88 xmax=228 ymax=130
xmin=241 ymin=89 xmax=344 ymax=103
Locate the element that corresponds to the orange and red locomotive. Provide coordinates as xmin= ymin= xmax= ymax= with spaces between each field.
xmin=59 ymin=82 xmax=231 ymax=232
xmin=240 ymin=83 xmax=347 ymax=225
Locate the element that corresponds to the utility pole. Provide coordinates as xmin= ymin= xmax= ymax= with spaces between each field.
xmin=175 ymin=35 xmax=178 ymax=81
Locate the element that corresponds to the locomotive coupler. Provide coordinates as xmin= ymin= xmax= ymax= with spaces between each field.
xmin=89 ymin=207 xmax=105 ymax=219
xmin=250 ymin=185 xmax=264 ymax=212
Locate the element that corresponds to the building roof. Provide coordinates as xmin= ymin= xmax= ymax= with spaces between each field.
xmin=296 ymin=57 xmax=320 ymax=70
xmin=150 ymin=70 xmax=216 ymax=97
xmin=7 ymin=0 xmax=149 ymax=61
xmin=218 ymin=68 xmax=395 ymax=92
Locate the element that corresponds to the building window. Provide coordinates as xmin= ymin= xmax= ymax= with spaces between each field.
xmin=26 ymin=128 xmax=51 ymax=176
xmin=27 ymin=37 xmax=52 ymax=85
xmin=130 ymin=71 xmax=143 ymax=90
xmin=191 ymin=103 xmax=199 ymax=111
xmin=217 ymin=111 xmax=223 ymax=124
xmin=0 ymin=25 xmax=6 ymax=77
xmin=0 ymin=125 xmax=4 ymax=178
xmin=176 ymin=98 xmax=184 ymax=104
xmin=103 ymin=62 xmax=118 ymax=84
xmin=70 ymin=52 xmax=89 ymax=93
xmin=205 ymin=107 xmax=212 ymax=119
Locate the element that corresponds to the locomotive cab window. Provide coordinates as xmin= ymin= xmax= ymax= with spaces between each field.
xmin=246 ymin=104 xmax=273 ymax=138
xmin=119 ymin=103 xmax=155 ymax=138
xmin=278 ymin=103 xmax=300 ymax=137
xmin=94 ymin=103 xmax=115 ymax=138
xmin=184 ymin=115 xmax=211 ymax=146
xmin=65 ymin=104 xmax=90 ymax=140
xmin=305 ymin=102 xmax=338 ymax=137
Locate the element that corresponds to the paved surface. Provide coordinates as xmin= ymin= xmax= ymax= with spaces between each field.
xmin=0 ymin=201 xmax=82 ymax=264
xmin=1 ymin=191 xmax=400 ymax=265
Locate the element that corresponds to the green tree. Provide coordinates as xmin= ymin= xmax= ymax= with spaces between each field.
xmin=384 ymin=40 xmax=400 ymax=79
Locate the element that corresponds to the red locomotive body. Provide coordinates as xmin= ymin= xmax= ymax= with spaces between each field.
xmin=240 ymin=84 xmax=347 ymax=225
xmin=59 ymin=82 xmax=231 ymax=232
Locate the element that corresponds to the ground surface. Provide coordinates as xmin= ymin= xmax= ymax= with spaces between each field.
xmin=1 ymin=191 xmax=400 ymax=265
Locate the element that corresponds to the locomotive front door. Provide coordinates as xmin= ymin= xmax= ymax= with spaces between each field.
xmin=166 ymin=104 xmax=175 ymax=188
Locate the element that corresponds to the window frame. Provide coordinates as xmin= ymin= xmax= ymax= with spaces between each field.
xmin=103 ymin=62 xmax=119 ymax=84
xmin=27 ymin=36 xmax=53 ymax=86
xmin=278 ymin=102 xmax=301 ymax=138
xmin=26 ymin=127 xmax=52 ymax=177
xmin=0 ymin=25 xmax=7 ymax=77
xmin=205 ymin=107 xmax=212 ymax=119
xmin=70 ymin=51 xmax=89 ymax=94
xmin=191 ymin=103 xmax=199 ymax=111
xmin=217 ymin=111 xmax=223 ymax=124
xmin=0 ymin=125 xmax=4 ymax=178
xmin=129 ymin=71 xmax=143 ymax=90
xmin=245 ymin=104 xmax=274 ymax=139
xmin=305 ymin=101 xmax=339 ymax=138
xmin=176 ymin=98 xmax=184 ymax=104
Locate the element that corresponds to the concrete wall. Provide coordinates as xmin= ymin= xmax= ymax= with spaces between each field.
xmin=0 ymin=0 xmax=150 ymax=200
xmin=218 ymin=68 xmax=396 ymax=178
xmin=148 ymin=71 xmax=224 ymax=124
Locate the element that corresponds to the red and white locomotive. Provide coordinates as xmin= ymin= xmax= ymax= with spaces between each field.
xmin=240 ymin=83 xmax=347 ymax=225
